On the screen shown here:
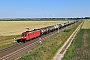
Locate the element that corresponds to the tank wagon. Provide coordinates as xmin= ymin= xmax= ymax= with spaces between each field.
xmin=39 ymin=27 xmax=49 ymax=34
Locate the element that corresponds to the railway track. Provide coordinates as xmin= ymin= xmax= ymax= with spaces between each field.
xmin=0 ymin=23 xmax=75 ymax=60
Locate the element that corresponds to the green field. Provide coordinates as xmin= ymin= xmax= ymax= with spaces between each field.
xmin=0 ymin=35 xmax=20 ymax=50
xmin=17 ymin=22 xmax=81 ymax=60
xmin=63 ymin=20 xmax=90 ymax=60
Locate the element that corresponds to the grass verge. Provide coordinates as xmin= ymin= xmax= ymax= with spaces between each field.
xmin=62 ymin=29 xmax=90 ymax=60
xmin=0 ymin=35 xmax=20 ymax=50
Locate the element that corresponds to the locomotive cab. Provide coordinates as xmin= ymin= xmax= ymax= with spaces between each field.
xmin=21 ymin=33 xmax=28 ymax=40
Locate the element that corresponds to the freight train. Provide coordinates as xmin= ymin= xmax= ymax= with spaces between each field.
xmin=16 ymin=20 xmax=78 ymax=43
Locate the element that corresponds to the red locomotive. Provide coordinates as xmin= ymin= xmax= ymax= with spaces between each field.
xmin=21 ymin=29 xmax=40 ymax=42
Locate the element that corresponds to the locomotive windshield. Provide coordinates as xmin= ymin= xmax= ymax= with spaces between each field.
xmin=22 ymin=33 xmax=27 ymax=36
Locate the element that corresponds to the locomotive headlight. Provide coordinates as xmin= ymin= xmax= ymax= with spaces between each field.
xmin=25 ymin=37 xmax=26 ymax=38
xmin=21 ymin=37 xmax=23 ymax=38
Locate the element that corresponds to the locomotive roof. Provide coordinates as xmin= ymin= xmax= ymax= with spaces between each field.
xmin=22 ymin=29 xmax=39 ymax=34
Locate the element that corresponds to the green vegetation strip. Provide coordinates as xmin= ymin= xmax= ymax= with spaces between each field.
xmin=60 ymin=38 xmax=72 ymax=54
xmin=62 ymin=29 xmax=90 ymax=60
xmin=17 ymin=22 xmax=81 ymax=60
xmin=0 ymin=35 xmax=20 ymax=50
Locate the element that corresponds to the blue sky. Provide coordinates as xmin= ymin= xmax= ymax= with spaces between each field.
xmin=0 ymin=0 xmax=90 ymax=18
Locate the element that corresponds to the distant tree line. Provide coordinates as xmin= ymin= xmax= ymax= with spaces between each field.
xmin=0 ymin=17 xmax=90 ymax=21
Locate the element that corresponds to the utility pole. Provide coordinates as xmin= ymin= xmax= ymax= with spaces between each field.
xmin=43 ymin=22 xmax=44 ymax=27
xmin=57 ymin=23 xmax=60 ymax=33
xmin=47 ymin=15 xmax=48 ymax=19
xmin=53 ymin=15 xmax=54 ymax=18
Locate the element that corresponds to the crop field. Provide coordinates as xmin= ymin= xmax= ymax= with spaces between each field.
xmin=0 ymin=21 xmax=67 ymax=36
xmin=82 ymin=20 xmax=90 ymax=29
xmin=63 ymin=20 xmax=90 ymax=60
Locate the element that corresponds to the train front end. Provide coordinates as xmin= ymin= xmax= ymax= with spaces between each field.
xmin=21 ymin=32 xmax=28 ymax=41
